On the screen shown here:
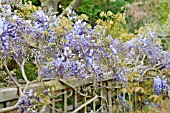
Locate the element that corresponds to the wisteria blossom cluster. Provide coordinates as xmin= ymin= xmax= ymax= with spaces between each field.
xmin=1 ymin=0 xmax=170 ymax=89
xmin=18 ymin=89 xmax=37 ymax=113
xmin=0 ymin=1 xmax=170 ymax=112
xmin=18 ymin=88 xmax=52 ymax=113
xmin=154 ymin=76 xmax=168 ymax=95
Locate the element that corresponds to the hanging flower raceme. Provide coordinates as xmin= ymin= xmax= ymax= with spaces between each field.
xmin=154 ymin=76 xmax=162 ymax=95
xmin=162 ymin=76 xmax=168 ymax=94
xmin=1 ymin=1 xmax=170 ymax=112
xmin=154 ymin=76 xmax=169 ymax=95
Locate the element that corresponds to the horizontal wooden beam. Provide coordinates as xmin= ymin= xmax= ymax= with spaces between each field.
xmin=0 ymin=74 xmax=113 ymax=103
xmin=0 ymin=88 xmax=18 ymax=103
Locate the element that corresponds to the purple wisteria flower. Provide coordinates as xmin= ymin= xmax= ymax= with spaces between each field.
xmin=154 ymin=76 xmax=169 ymax=95
xmin=162 ymin=76 xmax=168 ymax=94
xmin=44 ymin=88 xmax=50 ymax=94
xmin=154 ymin=76 xmax=162 ymax=95
xmin=26 ymin=89 xmax=34 ymax=97
xmin=1 ymin=2 xmax=170 ymax=112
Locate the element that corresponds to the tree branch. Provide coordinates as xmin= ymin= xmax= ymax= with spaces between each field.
xmin=72 ymin=95 xmax=98 ymax=113
xmin=35 ymin=58 xmax=42 ymax=78
xmin=59 ymin=79 xmax=87 ymax=97
xmin=0 ymin=103 xmax=19 ymax=113
xmin=1 ymin=59 xmax=30 ymax=112
xmin=60 ymin=0 xmax=81 ymax=16
xmin=21 ymin=60 xmax=29 ymax=83
xmin=142 ymin=63 xmax=163 ymax=78
xmin=3 ymin=60 xmax=20 ymax=88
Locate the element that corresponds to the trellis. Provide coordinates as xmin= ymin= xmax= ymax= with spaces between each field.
xmin=0 ymin=75 xmax=147 ymax=113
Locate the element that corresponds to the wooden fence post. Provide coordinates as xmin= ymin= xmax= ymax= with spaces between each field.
xmin=73 ymin=90 xmax=78 ymax=112
xmin=100 ymin=81 xmax=104 ymax=112
xmin=62 ymin=90 xmax=67 ymax=113
xmin=0 ymin=103 xmax=4 ymax=109
xmin=134 ymin=92 xmax=138 ymax=111
xmin=128 ymin=93 xmax=132 ymax=112
xmin=52 ymin=98 xmax=56 ymax=113
xmin=141 ymin=93 xmax=144 ymax=111
xmin=123 ymin=92 xmax=126 ymax=113
xmin=82 ymin=96 xmax=87 ymax=113
xmin=92 ymin=85 xmax=96 ymax=112
xmin=107 ymin=81 xmax=112 ymax=113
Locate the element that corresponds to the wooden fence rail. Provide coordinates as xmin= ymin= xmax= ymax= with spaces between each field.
xmin=0 ymin=75 xmax=153 ymax=113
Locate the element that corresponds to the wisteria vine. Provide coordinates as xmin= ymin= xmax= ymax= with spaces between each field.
xmin=0 ymin=1 xmax=170 ymax=112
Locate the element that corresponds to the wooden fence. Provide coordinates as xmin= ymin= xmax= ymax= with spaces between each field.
xmin=0 ymin=75 xmax=148 ymax=113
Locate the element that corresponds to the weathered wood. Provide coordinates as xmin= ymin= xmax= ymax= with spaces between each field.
xmin=0 ymin=75 xmax=113 ymax=103
xmin=100 ymin=81 xmax=104 ymax=112
xmin=135 ymin=92 xmax=137 ymax=111
xmin=5 ymin=101 xmax=11 ymax=113
xmin=0 ymin=103 xmax=4 ymax=109
xmin=6 ymin=101 xmax=11 ymax=107
xmin=52 ymin=98 xmax=56 ymax=113
xmin=62 ymin=90 xmax=67 ymax=113
xmin=141 ymin=93 xmax=144 ymax=111
xmin=107 ymin=81 xmax=112 ymax=113
xmin=0 ymin=88 xmax=18 ymax=103
xmin=73 ymin=90 xmax=77 ymax=111
xmin=0 ymin=75 xmax=151 ymax=113
xmin=0 ymin=75 xmax=113 ymax=112
xmin=123 ymin=92 xmax=126 ymax=113
xmin=10 ymin=100 xmax=17 ymax=106
xmin=72 ymin=95 xmax=98 ymax=113
xmin=92 ymin=85 xmax=96 ymax=112
xmin=82 ymin=96 xmax=87 ymax=113
xmin=128 ymin=93 xmax=131 ymax=112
